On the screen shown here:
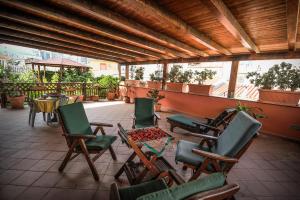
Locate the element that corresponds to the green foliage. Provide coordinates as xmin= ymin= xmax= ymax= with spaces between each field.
xmin=134 ymin=67 xmax=144 ymax=80
xmin=178 ymin=70 xmax=193 ymax=83
xmin=236 ymin=101 xmax=266 ymax=119
xmin=51 ymin=73 xmax=60 ymax=83
xmin=168 ymin=65 xmax=182 ymax=83
xmin=98 ymin=75 xmax=119 ymax=92
xmin=149 ymin=70 xmax=163 ymax=82
xmin=168 ymin=65 xmax=193 ymax=83
xmin=8 ymin=90 xmax=23 ymax=97
xmin=63 ymin=68 xmax=95 ymax=83
xmin=0 ymin=64 xmax=4 ymax=80
xmin=120 ymin=76 xmax=126 ymax=81
xmin=147 ymin=89 xmax=165 ymax=104
xmin=247 ymin=62 xmax=300 ymax=91
xmin=194 ymin=69 xmax=217 ymax=85
xmin=17 ymin=70 xmax=38 ymax=83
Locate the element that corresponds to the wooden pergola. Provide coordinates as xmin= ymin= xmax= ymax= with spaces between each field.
xmin=25 ymin=58 xmax=90 ymax=82
xmin=0 ymin=0 xmax=299 ymax=96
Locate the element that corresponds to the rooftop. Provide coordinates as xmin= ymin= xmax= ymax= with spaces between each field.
xmin=0 ymin=101 xmax=299 ymax=200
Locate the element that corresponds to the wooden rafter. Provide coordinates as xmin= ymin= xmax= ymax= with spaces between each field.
xmin=287 ymin=0 xmax=300 ymax=51
xmin=0 ymin=28 xmax=132 ymax=62
xmin=104 ymin=0 xmax=231 ymax=55
xmin=0 ymin=10 xmax=162 ymax=59
xmin=203 ymin=0 xmax=260 ymax=53
xmin=123 ymin=51 xmax=300 ymax=65
xmin=0 ymin=0 xmax=189 ymax=58
xmin=45 ymin=0 xmax=208 ymax=57
xmin=0 ymin=35 xmax=124 ymax=63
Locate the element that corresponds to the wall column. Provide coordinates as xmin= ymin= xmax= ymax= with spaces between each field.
xmin=117 ymin=63 xmax=122 ymax=79
xmin=162 ymin=62 xmax=168 ymax=90
xmin=37 ymin=65 xmax=41 ymax=83
xmin=227 ymin=60 xmax=239 ymax=98
xmin=125 ymin=64 xmax=129 ymax=79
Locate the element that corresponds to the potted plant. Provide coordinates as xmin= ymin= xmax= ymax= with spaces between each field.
xmin=98 ymin=75 xmax=119 ymax=101
xmin=236 ymin=102 xmax=266 ymax=119
xmin=247 ymin=62 xmax=300 ymax=105
xmin=8 ymin=90 xmax=25 ymax=109
xmin=148 ymin=70 xmax=163 ymax=89
xmin=147 ymin=89 xmax=165 ymax=112
xmin=166 ymin=65 xmax=193 ymax=92
xmin=134 ymin=66 xmax=144 ymax=87
xmin=189 ymin=69 xmax=216 ymax=95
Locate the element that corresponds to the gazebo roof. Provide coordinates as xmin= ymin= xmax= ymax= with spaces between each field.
xmin=0 ymin=0 xmax=300 ymax=64
xmin=26 ymin=58 xmax=90 ymax=68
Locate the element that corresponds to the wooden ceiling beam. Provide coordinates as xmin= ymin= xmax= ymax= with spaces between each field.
xmin=0 ymin=28 xmax=132 ymax=62
xmin=287 ymin=0 xmax=300 ymax=51
xmin=0 ymin=10 xmax=161 ymax=59
xmin=0 ymin=39 xmax=122 ymax=63
xmin=0 ymin=0 xmax=188 ymax=58
xmin=104 ymin=0 xmax=231 ymax=55
xmin=202 ymin=0 xmax=260 ymax=53
xmin=123 ymin=51 xmax=300 ymax=65
xmin=0 ymin=21 xmax=137 ymax=60
xmin=46 ymin=0 xmax=208 ymax=57
xmin=0 ymin=35 xmax=125 ymax=63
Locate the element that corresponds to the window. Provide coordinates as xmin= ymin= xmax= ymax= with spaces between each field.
xmin=100 ymin=63 xmax=107 ymax=70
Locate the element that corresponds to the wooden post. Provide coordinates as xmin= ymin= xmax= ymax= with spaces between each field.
xmin=162 ymin=62 xmax=168 ymax=90
xmin=43 ymin=65 xmax=46 ymax=80
xmin=37 ymin=65 xmax=41 ymax=83
xmin=125 ymin=64 xmax=129 ymax=79
xmin=117 ymin=63 xmax=121 ymax=79
xmin=31 ymin=63 xmax=34 ymax=72
xmin=59 ymin=66 xmax=64 ymax=82
xmin=227 ymin=60 xmax=239 ymax=98
xmin=82 ymin=82 xmax=87 ymax=101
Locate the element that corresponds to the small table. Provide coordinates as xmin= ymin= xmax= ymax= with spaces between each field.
xmin=115 ymin=127 xmax=175 ymax=185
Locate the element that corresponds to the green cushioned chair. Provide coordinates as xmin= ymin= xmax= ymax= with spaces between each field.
xmin=175 ymin=111 xmax=262 ymax=180
xmin=167 ymin=108 xmax=236 ymax=135
xmin=132 ymin=98 xmax=160 ymax=129
xmin=110 ymin=172 xmax=239 ymax=200
xmin=58 ymin=102 xmax=117 ymax=181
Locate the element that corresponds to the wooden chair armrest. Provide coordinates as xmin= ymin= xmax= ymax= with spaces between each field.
xmin=192 ymin=149 xmax=238 ymax=163
xmin=187 ymin=132 xmax=218 ymax=141
xmin=90 ymin=122 xmax=113 ymax=127
xmin=168 ymin=170 xmax=185 ymax=185
xmin=154 ymin=112 xmax=161 ymax=119
xmin=192 ymin=121 xmax=222 ymax=132
xmin=186 ymin=184 xmax=240 ymax=200
xmin=110 ymin=183 xmax=121 ymax=200
xmin=69 ymin=134 xmax=97 ymax=139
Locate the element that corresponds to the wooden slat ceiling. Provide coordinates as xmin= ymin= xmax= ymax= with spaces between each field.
xmin=0 ymin=0 xmax=299 ymax=64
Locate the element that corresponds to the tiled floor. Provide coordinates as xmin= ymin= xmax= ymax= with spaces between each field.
xmin=0 ymin=101 xmax=300 ymax=200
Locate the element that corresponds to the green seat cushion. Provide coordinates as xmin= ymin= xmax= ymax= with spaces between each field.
xmin=135 ymin=122 xmax=156 ymax=129
xmin=211 ymin=111 xmax=262 ymax=157
xmin=175 ymin=140 xmax=212 ymax=168
xmin=138 ymin=173 xmax=226 ymax=200
xmin=167 ymin=115 xmax=199 ymax=128
xmin=119 ymin=179 xmax=168 ymax=200
xmin=83 ymin=135 xmax=117 ymax=151
xmin=135 ymin=98 xmax=155 ymax=127
xmin=58 ymin=102 xmax=93 ymax=135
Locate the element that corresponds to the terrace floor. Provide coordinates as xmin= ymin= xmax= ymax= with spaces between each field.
xmin=0 ymin=101 xmax=300 ymax=200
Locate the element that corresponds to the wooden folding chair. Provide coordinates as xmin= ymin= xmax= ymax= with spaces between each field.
xmin=58 ymin=102 xmax=117 ymax=181
xmin=175 ymin=111 xmax=262 ymax=181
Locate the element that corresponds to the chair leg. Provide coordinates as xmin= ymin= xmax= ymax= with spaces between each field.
xmin=43 ymin=112 xmax=46 ymax=121
xmin=59 ymin=140 xmax=78 ymax=172
xmin=114 ymin=152 xmax=136 ymax=179
xmin=31 ymin=111 xmax=36 ymax=127
xmin=28 ymin=109 xmax=32 ymax=125
xmin=109 ymin=146 xmax=117 ymax=160
xmin=79 ymin=139 xmax=99 ymax=181
xmin=182 ymin=165 xmax=188 ymax=171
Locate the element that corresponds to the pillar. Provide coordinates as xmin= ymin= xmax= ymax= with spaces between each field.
xmin=125 ymin=64 xmax=129 ymax=79
xmin=117 ymin=63 xmax=122 ymax=79
xmin=162 ymin=62 xmax=168 ymax=90
xmin=227 ymin=60 xmax=239 ymax=98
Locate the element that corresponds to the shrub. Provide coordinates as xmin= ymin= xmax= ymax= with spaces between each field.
xmin=134 ymin=67 xmax=144 ymax=80
xmin=149 ymin=70 xmax=163 ymax=82
xmin=98 ymin=75 xmax=119 ymax=92
xmin=194 ymin=69 xmax=216 ymax=85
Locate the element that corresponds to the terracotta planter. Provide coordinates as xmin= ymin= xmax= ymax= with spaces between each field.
xmin=77 ymin=95 xmax=84 ymax=102
xmin=147 ymin=81 xmax=162 ymax=89
xmin=8 ymin=95 xmax=25 ymax=109
xmin=154 ymin=104 xmax=161 ymax=112
xmin=107 ymin=92 xmax=115 ymax=101
xmin=166 ymin=82 xmax=183 ymax=92
xmin=90 ymin=95 xmax=99 ymax=101
xmin=188 ymin=84 xmax=212 ymax=95
xmin=258 ymin=89 xmax=300 ymax=106
xmin=125 ymin=80 xmax=140 ymax=87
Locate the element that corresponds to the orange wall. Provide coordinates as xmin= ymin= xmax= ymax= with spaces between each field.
xmin=125 ymin=86 xmax=300 ymax=141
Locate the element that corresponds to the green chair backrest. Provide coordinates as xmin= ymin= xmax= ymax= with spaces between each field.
xmin=212 ymin=111 xmax=261 ymax=157
xmin=58 ymin=102 xmax=93 ymax=136
xmin=135 ymin=98 xmax=154 ymax=125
